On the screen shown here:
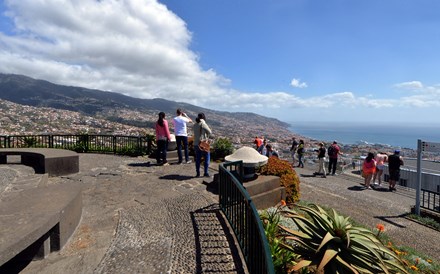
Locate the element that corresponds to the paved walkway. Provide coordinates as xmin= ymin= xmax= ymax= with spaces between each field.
xmin=1 ymin=154 xmax=245 ymax=274
xmin=0 ymin=154 xmax=439 ymax=273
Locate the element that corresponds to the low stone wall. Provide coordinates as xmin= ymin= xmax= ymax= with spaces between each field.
xmin=0 ymin=148 xmax=79 ymax=176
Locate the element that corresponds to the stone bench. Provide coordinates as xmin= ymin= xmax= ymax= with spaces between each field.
xmin=0 ymin=148 xmax=79 ymax=176
xmin=0 ymin=184 xmax=82 ymax=268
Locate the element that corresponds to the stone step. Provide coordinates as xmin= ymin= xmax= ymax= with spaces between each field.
xmin=243 ymin=175 xmax=286 ymax=210
xmin=251 ymin=187 xmax=286 ymax=210
xmin=243 ymin=175 xmax=280 ymax=196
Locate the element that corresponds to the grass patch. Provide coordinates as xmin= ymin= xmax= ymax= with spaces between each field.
xmin=406 ymin=213 xmax=440 ymax=231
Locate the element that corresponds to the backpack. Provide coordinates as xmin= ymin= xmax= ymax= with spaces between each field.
xmin=327 ymin=145 xmax=336 ymax=157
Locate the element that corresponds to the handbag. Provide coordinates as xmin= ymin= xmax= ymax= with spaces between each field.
xmin=199 ymin=139 xmax=211 ymax=152
xmin=198 ymin=123 xmax=211 ymax=152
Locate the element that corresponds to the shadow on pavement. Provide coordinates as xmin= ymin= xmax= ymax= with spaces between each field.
xmin=300 ymin=174 xmax=317 ymax=178
xmin=348 ymin=185 xmax=366 ymax=191
xmin=374 ymin=215 xmax=408 ymax=228
xmin=127 ymin=162 xmax=151 ymax=167
xmin=191 ymin=204 xmax=246 ymax=274
xmin=159 ymin=174 xmax=194 ymax=181
xmin=203 ymin=180 xmax=218 ymax=195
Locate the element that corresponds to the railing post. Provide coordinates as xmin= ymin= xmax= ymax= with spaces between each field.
xmin=113 ymin=136 xmax=117 ymax=154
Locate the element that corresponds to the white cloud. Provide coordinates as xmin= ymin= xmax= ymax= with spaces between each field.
xmin=394 ymin=81 xmax=423 ymax=90
xmin=0 ymin=0 xmax=223 ymax=100
xmin=0 ymin=0 xmax=439 ymax=123
xmin=290 ymin=78 xmax=308 ymax=88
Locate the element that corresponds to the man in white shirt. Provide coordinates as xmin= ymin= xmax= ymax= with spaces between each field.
xmin=172 ymin=109 xmax=193 ymax=164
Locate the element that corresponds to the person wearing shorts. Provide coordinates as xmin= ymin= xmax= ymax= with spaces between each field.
xmin=373 ymin=152 xmax=388 ymax=186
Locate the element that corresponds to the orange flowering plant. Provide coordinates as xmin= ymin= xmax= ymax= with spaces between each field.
xmin=376 ymin=223 xmax=385 ymax=236
xmin=259 ymin=157 xmax=301 ymax=203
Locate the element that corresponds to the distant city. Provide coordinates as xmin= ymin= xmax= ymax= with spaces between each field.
xmin=3 ymin=98 xmax=439 ymax=164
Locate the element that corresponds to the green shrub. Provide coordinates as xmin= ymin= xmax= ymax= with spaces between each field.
xmin=260 ymin=205 xmax=298 ymax=273
xmin=212 ymin=137 xmax=234 ymax=161
xmin=260 ymin=157 xmax=301 ymax=203
xmin=23 ymin=136 xmax=38 ymax=148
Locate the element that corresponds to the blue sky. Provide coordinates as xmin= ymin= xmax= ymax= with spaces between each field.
xmin=1 ymin=0 xmax=440 ymax=125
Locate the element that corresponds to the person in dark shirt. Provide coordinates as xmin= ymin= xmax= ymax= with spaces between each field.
xmin=314 ymin=142 xmax=327 ymax=178
xmin=327 ymin=141 xmax=342 ymax=175
xmin=296 ymin=140 xmax=305 ymax=168
xmin=290 ymin=137 xmax=299 ymax=165
xmin=387 ymin=150 xmax=404 ymax=191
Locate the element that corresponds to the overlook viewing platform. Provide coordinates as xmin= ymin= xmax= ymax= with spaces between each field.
xmin=0 ymin=152 xmax=439 ymax=273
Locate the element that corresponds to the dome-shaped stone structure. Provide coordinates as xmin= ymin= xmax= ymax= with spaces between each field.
xmin=225 ymin=146 xmax=268 ymax=167
xmin=225 ymin=146 xmax=268 ymax=180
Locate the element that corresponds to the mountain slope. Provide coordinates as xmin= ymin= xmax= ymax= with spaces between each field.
xmin=0 ymin=73 xmax=292 ymax=141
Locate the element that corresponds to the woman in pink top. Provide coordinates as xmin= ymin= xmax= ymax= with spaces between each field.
xmin=373 ymin=152 xmax=388 ymax=186
xmin=362 ymin=152 xmax=376 ymax=189
xmin=155 ymin=112 xmax=171 ymax=166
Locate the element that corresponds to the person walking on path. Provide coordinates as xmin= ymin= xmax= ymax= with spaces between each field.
xmin=314 ymin=142 xmax=327 ymax=178
xmin=327 ymin=141 xmax=342 ymax=175
xmin=290 ymin=137 xmax=299 ymax=166
xmin=296 ymin=139 xmax=305 ymax=168
xmin=193 ymin=113 xmax=212 ymax=177
xmin=173 ymin=109 xmax=193 ymax=164
xmin=362 ymin=152 xmax=376 ymax=189
xmin=155 ymin=112 xmax=171 ymax=166
xmin=373 ymin=152 xmax=388 ymax=186
xmin=388 ymin=150 xmax=404 ymax=191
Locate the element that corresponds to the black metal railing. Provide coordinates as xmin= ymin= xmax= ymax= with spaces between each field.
xmin=219 ymin=160 xmax=275 ymax=274
xmin=0 ymin=134 xmax=153 ymax=156
xmin=421 ymin=189 xmax=440 ymax=213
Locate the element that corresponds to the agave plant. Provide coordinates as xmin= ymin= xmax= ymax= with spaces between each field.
xmin=278 ymin=204 xmax=408 ymax=274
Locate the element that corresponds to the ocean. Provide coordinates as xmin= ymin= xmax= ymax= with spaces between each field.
xmin=288 ymin=121 xmax=440 ymax=150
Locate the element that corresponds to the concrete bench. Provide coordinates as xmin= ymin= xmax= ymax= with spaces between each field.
xmin=0 ymin=183 xmax=82 ymax=267
xmin=0 ymin=148 xmax=79 ymax=176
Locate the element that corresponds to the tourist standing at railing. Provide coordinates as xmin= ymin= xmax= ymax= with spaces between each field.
xmin=155 ymin=112 xmax=171 ymax=166
xmin=296 ymin=139 xmax=305 ymax=168
xmin=314 ymin=142 xmax=327 ymax=178
xmin=193 ymin=113 xmax=212 ymax=177
xmin=388 ymin=150 xmax=404 ymax=191
xmin=327 ymin=141 xmax=342 ymax=175
xmin=362 ymin=152 xmax=376 ymax=189
xmin=257 ymin=139 xmax=268 ymax=156
xmin=173 ymin=109 xmax=193 ymax=164
xmin=290 ymin=137 xmax=299 ymax=166
xmin=253 ymin=136 xmax=263 ymax=150
xmin=373 ymin=152 xmax=388 ymax=186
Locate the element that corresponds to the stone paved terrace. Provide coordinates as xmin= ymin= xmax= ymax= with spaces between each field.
xmin=1 ymin=154 xmax=246 ymax=274
xmin=0 ymin=153 xmax=439 ymax=273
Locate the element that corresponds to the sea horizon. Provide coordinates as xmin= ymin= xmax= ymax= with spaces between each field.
xmin=287 ymin=121 xmax=440 ymax=150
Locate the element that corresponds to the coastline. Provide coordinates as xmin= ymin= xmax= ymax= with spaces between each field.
xmin=287 ymin=121 xmax=440 ymax=150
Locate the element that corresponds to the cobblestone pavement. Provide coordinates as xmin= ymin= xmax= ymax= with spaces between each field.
xmin=1 ymin=154 xmax=246 ymax=274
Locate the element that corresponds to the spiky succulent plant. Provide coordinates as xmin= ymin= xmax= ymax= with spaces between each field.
xmin=279 ymin=204 xmax=408 ymax=274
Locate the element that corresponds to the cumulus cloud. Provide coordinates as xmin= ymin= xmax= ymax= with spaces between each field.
xmin=290 ymin=78 xmax=308 ymax=88
xmin=394 ymin=81 xmax=423 ymax=90
xmin=0 ymin=0 xmax=223 ymax=100
xmin=0 ymin=0 xmax=438 ymax=122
